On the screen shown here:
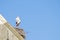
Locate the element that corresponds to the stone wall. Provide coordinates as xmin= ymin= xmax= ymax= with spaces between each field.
xmin=0 ymin=24 xmax=19 ymax=40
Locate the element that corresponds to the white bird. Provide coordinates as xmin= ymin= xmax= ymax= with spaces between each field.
xmin=16 ymin=16 xmax=21 ymax=27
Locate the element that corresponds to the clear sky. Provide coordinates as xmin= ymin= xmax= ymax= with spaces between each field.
xmin=0 ymin=0 xmax=60 ymax=40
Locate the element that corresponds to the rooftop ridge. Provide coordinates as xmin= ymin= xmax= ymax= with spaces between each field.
xmin=0 ymin=15 xmax=24 ymax=40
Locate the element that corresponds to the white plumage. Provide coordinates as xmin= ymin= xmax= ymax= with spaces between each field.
xmin=16 ymin=16 xmax=21 ymax=27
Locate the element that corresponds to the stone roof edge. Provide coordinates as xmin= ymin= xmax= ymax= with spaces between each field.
xmin=0 ymin=15 xmax=24 ymax=40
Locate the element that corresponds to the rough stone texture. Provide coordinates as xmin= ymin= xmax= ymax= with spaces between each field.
xmin=0 ymin=25 xmax=7 ymax=40
xmin=0 ymin=24 xmax=19 ymax=40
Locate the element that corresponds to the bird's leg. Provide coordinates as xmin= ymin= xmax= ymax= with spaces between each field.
xmin=16 ymin=22 xmax=18 ymax=27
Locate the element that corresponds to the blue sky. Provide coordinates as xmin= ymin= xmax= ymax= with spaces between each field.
xmin=0 ymin=0 xmax=60 ymax=40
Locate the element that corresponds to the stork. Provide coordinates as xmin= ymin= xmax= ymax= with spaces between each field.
xmin=16 ymin=16 xmax=21 ymax=27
